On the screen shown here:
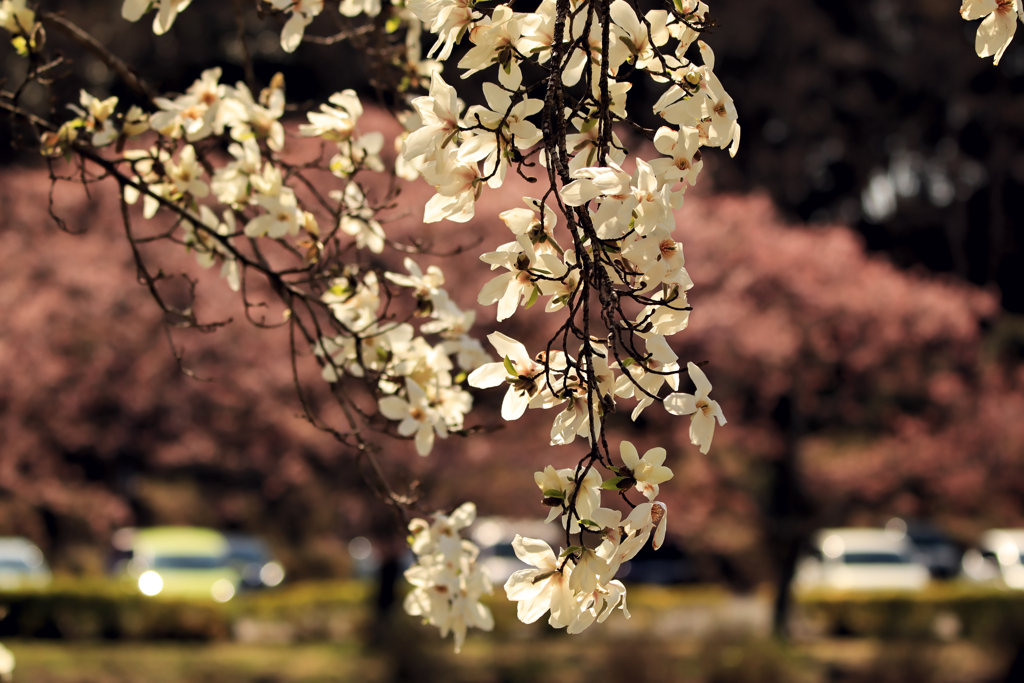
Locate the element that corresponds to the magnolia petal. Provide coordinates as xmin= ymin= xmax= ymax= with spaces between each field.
xmin=690 ymin=410 xmax=716 ymax=454
xmin=467 ymin=362 xmax=507 ymax=389
xmin=398 ymin=417 xmax=420 ymax=437
xmin=415 ymin=423 xmax=435 ymax=455
xmin=511 ymin=535 xmax=556 ymax=569
xmin=643 ymin=446 xmax=667 ymax=468
xmin=473 ymin=601 xmax=495 ymax=631
xmin=961 ymin=0 xmax=998 ymax=20
xmin=559 ymin=178 xmax=600 ymax=206
xmin=652 ymin=502 xmax=668 ymax=550
xmin=450 ymin=501 xmax=477 ymax=529
xmin=379 ymin=396 xmax=409 ymax=421
xmin=502 ymin=385 xmax=530 ymax=420
xmin=686 ymin=361 xmax=713 ymax=399
xmin=488 ymin=332 xmax=533 ymax=369
xmin=478 ymin=272 xmax=513 ymax=305
xmin=620 ymin=440 xmax=641 ymax=470
xmin=663 ymin=392 xmax=697 ymax=415
xmin=515 ymin=580 xmax=555 ymax=624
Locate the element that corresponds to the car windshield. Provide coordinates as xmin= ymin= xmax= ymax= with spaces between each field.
xmin=152 ymin=555 xmax=224 ymax=569
xmin=843 ymin=552 xmax=908 ymax=564
xmin=491 ymin=544 xmax=518 ymax=558
xmin=0 ymin=559 xmax=32 ymax=571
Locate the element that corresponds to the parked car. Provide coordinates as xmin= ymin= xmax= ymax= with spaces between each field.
xmin=0 ymin=537 xmax=51 ymax=590
xmin=962 ymin=529 xmax=1024 ymax=588
xmin=795 ymin=528 xmax=931 ymax=591
xmin=886 ymin=518 xmax=963 ymax=579
xmin=123 ymin=527 xmax=240 ymax=601
xmin=224 ymin=534 xmax=285 ymax=589
xmin=615 ymin=537 xmax=698 ymax=584
xmin=469 ymin=518 xmax=562 ymax=586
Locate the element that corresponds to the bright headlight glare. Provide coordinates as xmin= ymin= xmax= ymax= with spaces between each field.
xmin=211 ymin=579 xmax=235 ymax=603
xmin=260 ymin=561 xmax=285 ymax=587
xmin=138 ymin=571 xmax=163 ymax=596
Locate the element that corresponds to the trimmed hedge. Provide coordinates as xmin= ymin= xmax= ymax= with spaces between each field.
xmin=0 ymin=579 xmax=370 ymax=641
xmin=4 ymin=579 xmax=1024 ymax=643
xmin=796 ymin=583 xmax=1024 ymax=643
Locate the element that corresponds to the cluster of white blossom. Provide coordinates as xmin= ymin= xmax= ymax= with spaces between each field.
xmin=404 ymin=503 xmax=494 ymax=651
xmin=3 ymin=0 xmax=741 ymax=652
xmin=317 ymin=258 xmax=489 ymax=456
xmin=0 ymin=0 xmax=1014 ymax=656
xmin=506 ymin=445 xmax=669 ymax=632
xmin=961 ymin=0 xmax=1023 ymax=65
xmin=121 ymin=0 xmax=331 ymax=53
xmin=390 ymin=0 xmax=735 ymax=636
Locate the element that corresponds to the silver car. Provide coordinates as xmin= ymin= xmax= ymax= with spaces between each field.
xmin=0 ymin=537 xmax=51 ymax=590
xmin=795 ymin=528 xmax=930 ymax=591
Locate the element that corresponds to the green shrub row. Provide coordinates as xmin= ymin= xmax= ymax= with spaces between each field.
xmin=796 ymin=584 xmax=1024 ymax=643
xmin=0 ymin=579 xmax=370 ymax=641
xmin=4 ymin=579 xmax=1024 ymax=643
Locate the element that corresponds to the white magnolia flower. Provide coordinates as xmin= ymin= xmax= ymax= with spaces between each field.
xmin=122 ymin=146 xmax=173 ymax=219
xmin=618 ymin=440 xmax=673 ymax=501
xmin=409 ymin=502 xmax=477 ymax=560
xmin=649 ymin=125 xmax=703 ymax=189
xmin=664 ymin=362 xmax=727 ymax=454
xmin=961 ymin=0 xmax=1022 ymax=64
xmin=620 ymin=225 xmax=687 ymax=293
xmin=339 ymin=0 xmax=381 ymax=17
xmin=457 ymin=5 xmax=533 ymax=88
xmin=245 ymin=176 xmax=305 ymax=239
xmin=405 ymin=503 xmax=493 ymax=653
xmin=322 ymin=270 xmax=381 ymax=329
xmin=477 ymin=235 xmax=540 ymax=322
xmin=613 ymin=334 xmax=680 ymax=420
xmin=404 ymin=72 xmax=463 ymax=164
xmin=188 ymin=206 xmax=241 ymax=292
xmin=559 ymin=162 xmax=632 ymax=207
xmin=421 ymin=150 xmax=482 ymax=223
xmin=332 ymin=182 xmax=386 ymax=253
xmin=608 ymin=0 xmax=668 ymax=72
xmin=534 ymin=465 xmax=602 ymax=532
xmin=621 ymin=501 xmax=669 ymax=553
xmin=467 ymin=332 xmax=543 ymax=420
xmin=565 ymin=116 xmax=627 ymax=175
xmin=636 ymin=286 xmax=690 ymax=336
xmin=149 ymin=68 xmax=227 ymax=142
xmin=220 ymin=80 xmax=286 ymax=152
xmin=0 ymin=0 xmax=34 ymax=34
xmin=459 ymin=85 xmax=543 ymax=188
xmin=165 ymin=145 xmax=209 ymax=199
xmin=385 ymin=257 xmax=445 ymax=311
xmin=268 ymin=0 xmax=323 ymax=52
xmin=569 ymin=546 xmax=614 ymax=595
xmin=410 ymin=0 xmax=479 ymax=60
xmin=379 ymin=378 xmax=448 ymax=456
xmin=122 ymin=0 xmax=192 ymax=35
xmin=76 ymin=91 xmax=119 ymax=147
xmin=504 ymin=535 xmax=578 ymax=626
xmin=499 ymin=197 xmax=561 ymax=255
xmin=212 ymin=137 xmax=262 ymax=206
xmin=300 ymin=89 xmax=363 ymax=141
xmin=567 ymin=579 xmax=629 ymax=634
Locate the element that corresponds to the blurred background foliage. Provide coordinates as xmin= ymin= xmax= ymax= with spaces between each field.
xmin=1 ymin=0 xmax=1024 ymax=680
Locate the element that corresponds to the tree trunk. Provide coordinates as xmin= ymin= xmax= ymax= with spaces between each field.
xmin=767 ymin=393 xmax=810 ymax=639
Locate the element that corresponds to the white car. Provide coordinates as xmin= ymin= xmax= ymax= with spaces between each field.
xmin=0 ymin=537 xmax=51 ymax=590
xmin=962 ymin=529 xmax=1024 ymax=587
xmin=795 ymin=528 xmax=930 ymax=591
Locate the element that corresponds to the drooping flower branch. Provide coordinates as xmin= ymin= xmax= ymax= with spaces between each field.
xmin=0 ymin=0 xmax=737 ymax=651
